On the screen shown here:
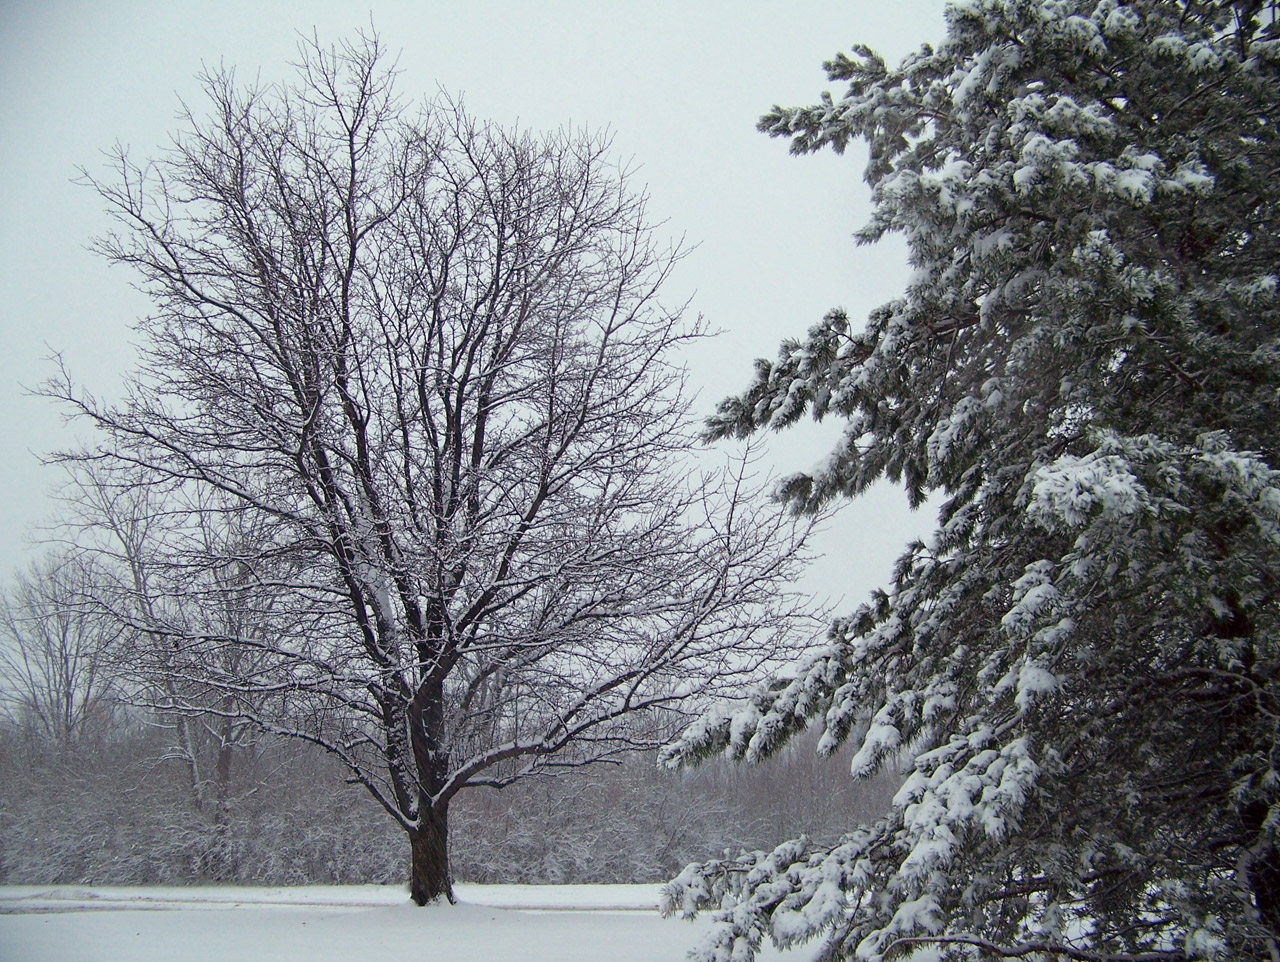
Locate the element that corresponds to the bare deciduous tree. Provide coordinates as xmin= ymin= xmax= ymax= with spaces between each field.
xmin=58 ymin=470 xmax=289 ymax=830
xmin=0 ymin=552 xmax=121 ymax=745
xmin=48 ymin=34 xmax=815 ymax=903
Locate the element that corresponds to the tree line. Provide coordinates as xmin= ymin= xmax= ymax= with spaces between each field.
xmin=0 ymin=576 xmax=893 ymax=888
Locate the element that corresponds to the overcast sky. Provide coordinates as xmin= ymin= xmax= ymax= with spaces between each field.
xmin=0 ymin=0 xmax=947 ymax=609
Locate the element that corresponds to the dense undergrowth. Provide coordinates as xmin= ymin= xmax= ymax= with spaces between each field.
xmin=0 ymin=721 xmax=893 ymax=887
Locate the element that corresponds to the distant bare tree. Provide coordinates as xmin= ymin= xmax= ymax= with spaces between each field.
xmin=48 ymin=33 xmax=816 ymax=903
xmin=0 ymin=553 xmax=121 ymax=744
xmin=57 ymin=469 xmax=291 ymax=830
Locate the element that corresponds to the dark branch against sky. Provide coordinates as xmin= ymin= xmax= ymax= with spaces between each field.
xmin=0 ymin=0 xmax=945 ymax=604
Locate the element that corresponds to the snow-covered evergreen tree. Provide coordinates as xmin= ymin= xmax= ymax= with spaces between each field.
xmin=661 ymin=2 xmax=1280 ymax=959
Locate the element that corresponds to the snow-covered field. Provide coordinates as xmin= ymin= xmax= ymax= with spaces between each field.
xmin=0 ymin=883 xmax=798 ymax=961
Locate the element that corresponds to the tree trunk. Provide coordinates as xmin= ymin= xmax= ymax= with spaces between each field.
xmin=409 ymin=801 xmax=453 ymax=905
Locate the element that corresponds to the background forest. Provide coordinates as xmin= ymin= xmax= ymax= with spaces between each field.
xmin=0 ymin=686 xmax=894 ymax=887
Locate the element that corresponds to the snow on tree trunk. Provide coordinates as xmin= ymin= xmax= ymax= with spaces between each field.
xmin=409 ymin=804 xmax=453 ymax=906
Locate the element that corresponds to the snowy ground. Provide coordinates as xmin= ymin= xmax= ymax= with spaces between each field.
xmin=0 ymin=883 xmax=800 ymax=961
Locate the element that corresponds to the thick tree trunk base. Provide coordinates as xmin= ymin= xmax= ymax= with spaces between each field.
xmin=409 ymin=806 xmax=453 ymax=905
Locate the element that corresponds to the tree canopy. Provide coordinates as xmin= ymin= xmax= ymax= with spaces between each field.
xmin=662 ymin=1 xmax=1280 ymax=959
xmin=49 ymin=34 xmax=815 ymax=905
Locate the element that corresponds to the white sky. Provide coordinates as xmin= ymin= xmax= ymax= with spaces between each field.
xmin=0 ymin=0 xmax=947 ymax=609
